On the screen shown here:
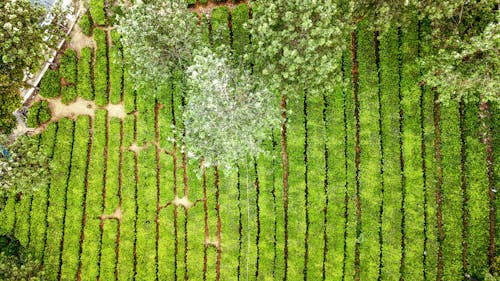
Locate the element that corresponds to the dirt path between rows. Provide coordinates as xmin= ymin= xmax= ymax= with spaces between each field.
xmin=189 ymin=0 xmax=248 ymax=16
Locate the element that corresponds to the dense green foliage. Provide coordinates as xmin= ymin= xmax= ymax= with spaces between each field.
xmin=0 ymin=134 xmax=49 ymax=205
xmin=0 ymin=87 xmax=20 ymax=134
xmin=0 ymin=236 xmax=44 ymax=281
xmin=117 ymin=0 xmax=204 ymax=92
xmin=184 ymin=49 xmax=280 ymax=168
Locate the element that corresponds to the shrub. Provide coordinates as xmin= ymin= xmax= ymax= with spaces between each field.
xmin=61 ymin=85 xmax=77 ymax=105
xmin=38 ymin=69 xmax=60 ymax=98
xmin=77 ymin=47 xmax=93 ymax=100
xmin=79 ymin=11 xmax=93 ymax=36
xmin=60 ymin=49 xmax=77 ymax=84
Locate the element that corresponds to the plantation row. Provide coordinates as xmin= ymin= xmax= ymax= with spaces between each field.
xmin=1 ymin=2 xmax=497 ymax=281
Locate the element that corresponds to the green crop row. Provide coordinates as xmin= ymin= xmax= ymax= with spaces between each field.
xmin=211 ymin=7 xmax=230 ymax=48
xmin=440 ymin=101 xmax=463 ymax=279
xmin=109 ymin=30 xmax=123 ymax=105
xmin=135 ymin=87 xmax=156 ymax=145
xmin=28 ymin=123 xmax=57 ymax=259
xmin=286 ymin=90 xmax=306 ymax=280
xmin=62 ymin=85 xmax=77 ymax=105
xmin=77 ymin=47 xmax=93 ymax=101
xmin=79 ymin=11 xmax=93 ymax=36
xmin=59 ymin=116 xmax=91 ymax=280
xmin=99 ymin=117 xmax=122 ymax=280
xmin=305 ymin=91 xmax=327 ymax=280
xmin=60 ymin=49 xmax=77 ymax=85
xmin=135 ymin=146 xmax=157 ymax=281
xmin=357 ymin=20 xmax=383 ymax=280
xmin=43 ymin=118 xmax=75 ymax=281
xmin=324 ymin=56 xmax=347 ymax=279
xmin=39 ymin=69 xmax=60 ymax=98
xmin=117 ymin=151 xmax=137 ymax=280
xmin=230 ymin=4 xmax=249 ymax=59
xmin=90 ymin=0 xmax=106 ymax=26
xmin=27 ymin=100 xmax=51 ymax=127
xmin=401 ymin=18 xmax=426 ymax=280
xmin=341 ymin=45 xmax=358 ymax=280
xmin=80 ymin=109 xmax=107 ymax=281
xmin=94 ymin=28 xmax=108 ymax=106
xmin=157 ymin=151 xmax=175 ymax=280
xmin=464 ymin=101 xmax=490 ymax=277
xmin=378 ymin=24 xmax=403 ymax=280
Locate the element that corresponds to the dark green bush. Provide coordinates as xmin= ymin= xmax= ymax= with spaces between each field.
xmin=39 ymin=69 xmax=60 ymax=98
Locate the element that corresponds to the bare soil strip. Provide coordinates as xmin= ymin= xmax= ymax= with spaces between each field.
xmin=322 ymin=93 xmax=329 ymax=281
xmin=303 ymin=92 xmax=310 ymax=279
xmin=254 ymin=160 xmax=261 ymax=280
xmin=434 ymin=92 xmax=445 ymax=280
xmin=215 ymin=168 xmax=222 ymax=281
xmin=154 ymin=101 xmax=161 ymax=280
xmin=69 ymin=23 xmax=96 ymax=57
xmin=132 ymin=100 xmax=139 ymax=277
xmin=77 ymin=118 xmax=94 ymax=281
xmin=189 ymin=0 xmax=248 ymax=17
xmin=374 ymin=31 xmax=386 ymax=281
xmin=351 ymin=31 xmax=362 ymax=281
xmin=280 ymin=93 xmax=290 ymax=281
xmin=397 ymin=27 xmax=407 ymax=280
xmin=202 ymin=164 xmax=209 ymax=281
xmin=30 ymin=96 xmax=126 ymax=135
xmin=57 ymin=121 xmax=76 ymax=281
xmin=459 ymin=101 xmax=469 ymax=276
xmin=237 ymin=168 xmax=243 ymax=279
xmin=341 ymin=55 xmax=350 ymax=281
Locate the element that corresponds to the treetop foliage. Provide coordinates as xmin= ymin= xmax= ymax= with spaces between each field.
xmin=0 ymin=134 xmax=49 ymax=204
xmin=247 ymin=0 xmax=347 ymax=96
xmin=117 ymin=0 xmax=205 ymax=92
xmin=183 ymin=48 xmax=281 ymax=168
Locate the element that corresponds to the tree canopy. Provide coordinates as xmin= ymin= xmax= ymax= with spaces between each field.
xmin=117 ymin=0 xmax=204 ymax=92
xmin=0 ymin=0 xmax=66 ymax=133
xmin=183 ymin=48 xmax=280 ymax=168
xmin=0 ymin=134 xmax=49 ymax=207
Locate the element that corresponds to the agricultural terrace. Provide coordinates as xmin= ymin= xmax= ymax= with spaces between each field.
xmin=1 ymin=0 xmax=498 ymax=280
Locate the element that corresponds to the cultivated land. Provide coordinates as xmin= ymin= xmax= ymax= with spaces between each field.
xmin=1 ymin=1 xmax=498 ymax=280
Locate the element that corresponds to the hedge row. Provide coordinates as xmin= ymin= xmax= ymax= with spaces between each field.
xmin=43 ymin=118 xmax=75 ymax=281
xmin=99 ymin=117 xmax=121 ymax=281
xmin=211 ymin=7 xmax=230 ymax=48
xmin=357 ymin=19 xmax=383 ymax=280
xmin=324 ymin=55 xmax=347 ymax=279
xmin=89 ymin=0 xmax=106 ymax=26
xmin=94 ymin=28 xmax=108 ymax=106
xmin=60 ymin=49 xmax=77 ymax=85
xmin=341 ymin=44 xmax=358 ymax=279
xmin=60 ymin=116 xmax=91 ymax=281
xmin=287 ymin=87 xmax=306 ymax=280
xmin=440 ymin=101 xmax=463 ymax=279
xmin=305 ymin=90 xmax=328 ymax=280
xmin=77 ymin=47 xmax=93 ymax=101
xmin=27 ymin=100 xmax=51 ymax=128
xmin=464 ymin=101 xmax=490 ymax=277
xmin=135 ymin=146 xmax=157 ymax=281
xmin=80 ymin=109 xmax=107 ymax=281
xmin=109 ymin=30 xmax=123 ymax=105
xmin=378 ymin=24 xmax=404 ymax=280
xmin=79 ymin=11 xmax=93 ymax=36
xmin=117 ymin=151 xmax=137 ymax=280
xmin=39 ymin=69 xmax=60 ymax=98
xmin=28 ymin=123 xmax=57 ymax=259
xmin=230 ymin=4 xmax=249 ymax=59
xmin=401 ymin=18 xmax=425 ymax=280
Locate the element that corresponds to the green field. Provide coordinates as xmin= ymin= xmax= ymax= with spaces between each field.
xmin=1 ymin=1 xmax=498 ymax=280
